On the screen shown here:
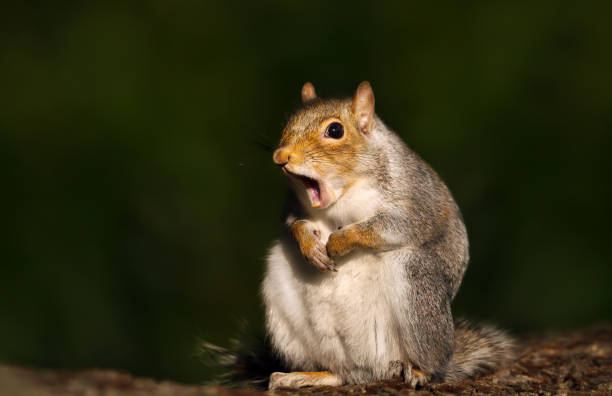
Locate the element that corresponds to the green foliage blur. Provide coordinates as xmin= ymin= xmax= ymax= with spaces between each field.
xmin=1 ymin=0 xmax=611 ymax=384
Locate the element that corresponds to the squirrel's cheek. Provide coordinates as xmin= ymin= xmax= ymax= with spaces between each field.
xmin=318 ymin=182 xmax=340 ymax=209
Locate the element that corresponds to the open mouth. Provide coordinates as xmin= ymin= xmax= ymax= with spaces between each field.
xmin=283 ymin=169 xmax=324 ymax=208
xmin=295 ymin=174 xmax=322 ymax=207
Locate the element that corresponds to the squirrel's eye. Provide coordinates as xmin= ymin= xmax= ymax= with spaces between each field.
xmin=325 ymin=122 xmax=344 ymax=139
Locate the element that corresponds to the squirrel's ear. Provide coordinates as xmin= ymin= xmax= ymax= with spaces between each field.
xmin=351 ymin=81 xmax=375 ymax=134
xmin=301 ymin=82 xmax=317 ymax=103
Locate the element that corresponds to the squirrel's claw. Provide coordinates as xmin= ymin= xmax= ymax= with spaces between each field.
xmin=310 ymin=245 xmax=336 ymax=272
xmin=325 ymin=260 xmax=337 ymax=272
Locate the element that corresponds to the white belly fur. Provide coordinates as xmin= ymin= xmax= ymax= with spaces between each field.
xmin=263 ymin=222 xmax=410 ymax=383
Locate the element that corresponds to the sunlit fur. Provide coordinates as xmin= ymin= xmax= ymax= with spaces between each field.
xmin=275 ymin=99 xmax=381 ymax=209
xmin=263 ymin=89 xmax=515 ymax=386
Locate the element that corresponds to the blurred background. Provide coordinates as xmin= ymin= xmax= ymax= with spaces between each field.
xmin=1 ymin=0 xmax=611 ymax=385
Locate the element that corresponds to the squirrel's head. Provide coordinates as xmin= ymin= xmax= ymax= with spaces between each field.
xmin=273 ymin=81 xmax=376 ymax=209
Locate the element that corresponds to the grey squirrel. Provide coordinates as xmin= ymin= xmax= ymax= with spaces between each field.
xmin=260 ymin=82 xmax=516 ymax=389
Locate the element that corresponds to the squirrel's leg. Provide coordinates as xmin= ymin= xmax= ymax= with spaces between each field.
xmin=268 ymin=371 xmax=343 ymax=390
xmin=392 ymin=249 xmax=455 ymax=383
xmin=326 ymin=212 xmax=415 ymax=258
xmin=291 ymin=219 xmax=336 ymax=271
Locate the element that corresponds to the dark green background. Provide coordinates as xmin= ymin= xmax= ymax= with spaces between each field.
xmin=1 ymin=1 xmax=610 ymax=384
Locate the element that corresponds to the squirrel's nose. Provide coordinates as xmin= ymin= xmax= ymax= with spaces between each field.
xmin=273 ymin=147 xmax=291 ymax=166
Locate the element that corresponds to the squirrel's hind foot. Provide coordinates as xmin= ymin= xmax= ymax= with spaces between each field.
xmin=388 ymin=360 xmax=429 ymax=389
xmin=268 ymin=371 xmax=343 ymax=390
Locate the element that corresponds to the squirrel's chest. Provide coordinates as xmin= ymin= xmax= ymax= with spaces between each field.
xmin=288 ymin=184 xmax=391 ymax=330
xmin=311 ymin=248 xmax=384 ymax=299
xmin=320 ymin=181 xmax=383 ymax=230
xmin=292 ymin=239 xmax=397 ymax=339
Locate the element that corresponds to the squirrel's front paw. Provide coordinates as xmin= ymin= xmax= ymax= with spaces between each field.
xmin=326 ymin=228 xmax=355 ymax=258
xmin=293 ymin=222 xmax=336 ymax=272
xmin=305 ymin=237 xmax=336 ymax=272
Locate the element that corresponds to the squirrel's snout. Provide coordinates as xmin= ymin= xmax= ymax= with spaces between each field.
xmin=273 ymin=147 xmax=296 ymax=166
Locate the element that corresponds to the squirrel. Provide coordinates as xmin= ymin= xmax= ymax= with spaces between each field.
xmin=261 ymin=81 xmax=516 ymax=389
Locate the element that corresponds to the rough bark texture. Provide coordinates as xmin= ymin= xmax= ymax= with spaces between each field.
xmin=1 ymin=326 xmax=611 ymax=396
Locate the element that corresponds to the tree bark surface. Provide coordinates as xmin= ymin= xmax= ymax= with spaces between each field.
xmin=1 ymin=326 xmax=611 ymax=396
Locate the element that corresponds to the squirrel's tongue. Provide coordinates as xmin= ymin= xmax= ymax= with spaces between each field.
xmin=299 ymin=176 xmax=322 ymax=207
xmin=306 ymin=184 xmax=322 ymax=207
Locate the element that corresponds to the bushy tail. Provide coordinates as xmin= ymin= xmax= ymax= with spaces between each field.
xmin=198 ymin=325 xmax=286 ymax=389
xmin=445 ymin=319 xmax=517 ymax=382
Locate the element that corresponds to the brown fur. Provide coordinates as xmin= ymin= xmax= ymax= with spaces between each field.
xmin=326 ymin=223 xmax=382 ymax=257
xmin=277 ymin=100 xmax=369 ymax=189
